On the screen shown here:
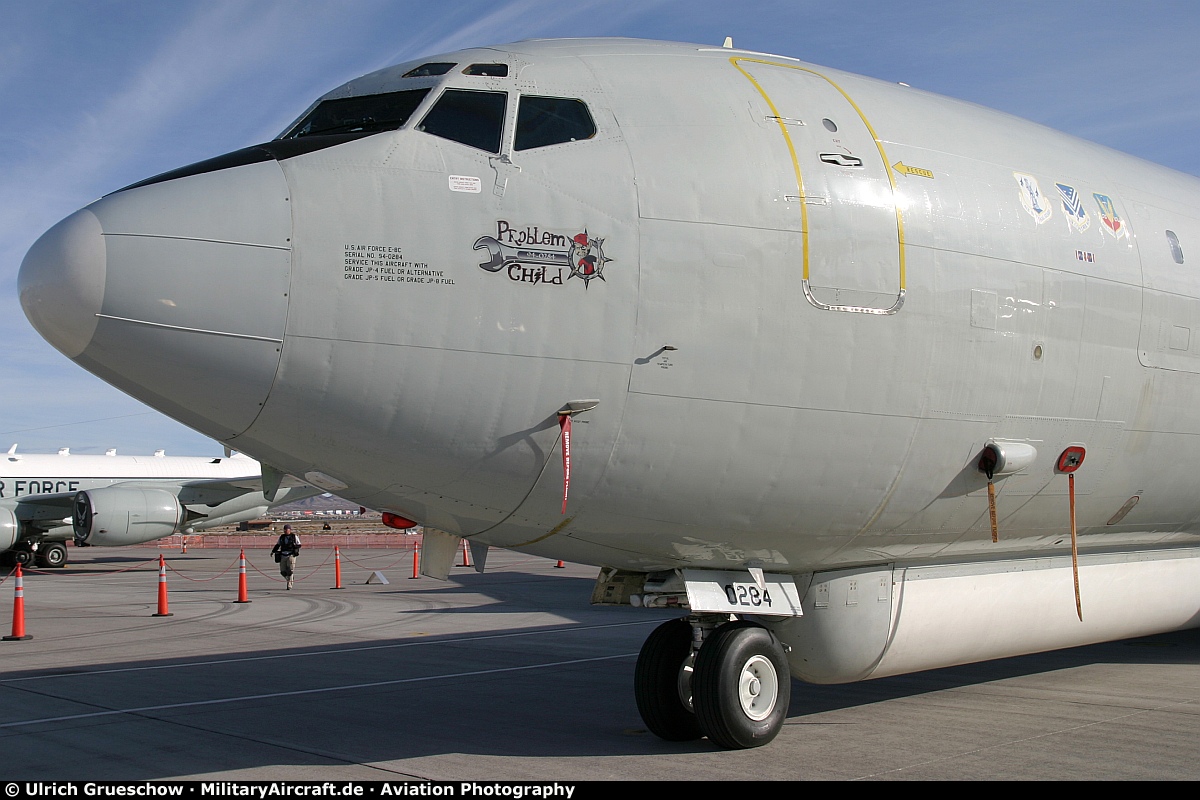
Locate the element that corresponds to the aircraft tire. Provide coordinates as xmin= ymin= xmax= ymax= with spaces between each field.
xmin=11 ymin=548 xmax=33 ymax=567
xmin=634 ymin=618 xmax=703 ymax=741
xmin=692 ymin=620 xmax=790 ymax=749
xmin=39 ymin=543 xmax=68 ymax=568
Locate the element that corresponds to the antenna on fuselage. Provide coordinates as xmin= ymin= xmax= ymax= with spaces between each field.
xmin=722 ymin=36 xmax=733 ymax=48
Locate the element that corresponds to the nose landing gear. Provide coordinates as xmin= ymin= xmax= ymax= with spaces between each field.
xmin=635 ymin=616 xmax=791 ymax=749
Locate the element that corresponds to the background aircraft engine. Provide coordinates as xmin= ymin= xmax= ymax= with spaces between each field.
xmin=72 ymin=487 xmax=184 ymax=546
xmin=0 ymin=508 xmax=17 ymax=552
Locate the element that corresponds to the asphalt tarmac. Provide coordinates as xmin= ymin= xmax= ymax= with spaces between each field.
xmin=0 ymin=546 xmax=1196 ymax=781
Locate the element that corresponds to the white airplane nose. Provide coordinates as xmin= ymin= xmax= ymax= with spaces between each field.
xmin=19 ymin=208 xmax=106 ymax=359
xmin=20 ymin=158 xmax=293 ymax=441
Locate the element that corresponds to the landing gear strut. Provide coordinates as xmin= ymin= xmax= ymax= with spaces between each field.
xmin=635 ymin=616 xmax=791 ymax=749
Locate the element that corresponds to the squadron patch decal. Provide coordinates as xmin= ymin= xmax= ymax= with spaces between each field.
xmin=1014 ymin=173 xmax=1052 ymax=224
xmin=474 ymin=221 xmax=612 ymax=288
xmin=1093 ymin=193 xmax=1127 ymax=238
xmin=1055 ymin=183 xmax=1091 ymax=233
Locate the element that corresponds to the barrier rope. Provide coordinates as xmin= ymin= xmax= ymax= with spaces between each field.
xmin=9 ymin=543 xmax=539 ymax=587
xmin=26 ymin=555 xmax=159 ymax=577
xmin=292 ymin=549 xmax=334 ymax=581
xmin=246 ymin=556 xmax=285 ymax=583
xmin=337 ymin=549 xmax=556 ymax=573
xmin=334 ymin=546 xmax=414 ymax=563
xmin=243 ymin=548 xmax=334 ymax=584
xmin=339 ymin=551 xmax=415 ymax=572
xmin=164 ymin=553 xmax=241 ymax=583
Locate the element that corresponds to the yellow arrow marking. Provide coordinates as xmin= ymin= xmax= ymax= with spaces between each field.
xmin=893 ymin=162 xmax=934 ymax=179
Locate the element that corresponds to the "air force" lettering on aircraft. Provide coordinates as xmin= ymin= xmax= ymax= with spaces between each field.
xmin=0 ymin=479 xmax=81 ymax=498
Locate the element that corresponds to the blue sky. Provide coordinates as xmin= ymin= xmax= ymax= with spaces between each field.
xmin=1 ymin=0 xmax=1198 ymax=456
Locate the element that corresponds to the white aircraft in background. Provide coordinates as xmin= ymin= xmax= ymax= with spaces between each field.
xmin=19 ymin=37 xmax=1200 ymax=748
xmin=0 ymin=446 xmax=317 ymax=568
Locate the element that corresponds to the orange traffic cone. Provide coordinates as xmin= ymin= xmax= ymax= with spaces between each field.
xmin=459 ymin=538 xmax=471 ymax=567
xmin=331 ymin=545 xmax=343 ymax=589
xmin=555 ymin=560 xmax=565 ymax=569
xmin=411 ymin=542 xmax=420 ymax=579
xmin=181 ymin=537 xmax=188 ymax=554
xmin=4 ymin=564 xmax=32 ymax=640
xmin=234 ymin=549 xmax=251 ymax=603
xmin=153 ymin=554 xmax=173 ymax=617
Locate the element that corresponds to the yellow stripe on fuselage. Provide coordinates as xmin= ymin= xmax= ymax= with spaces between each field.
xmin=729 ymin=57 xmax=906 ymax=291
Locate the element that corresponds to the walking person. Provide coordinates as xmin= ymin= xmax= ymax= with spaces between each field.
xmin=272 ymin=524 xmax=302 ymax=589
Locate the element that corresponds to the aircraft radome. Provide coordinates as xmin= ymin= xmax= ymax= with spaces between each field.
xmin=0 ymin=447 xmax=317 ymax=568
xmin=19 ymin=37 xmax=1200 ymax=748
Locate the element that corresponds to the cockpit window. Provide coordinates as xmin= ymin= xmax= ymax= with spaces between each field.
xmin=514 ymin=96 xmax=596 ymax=151
xmin=281 ymin=89 xmax=430 ymax=139
xmin=463 ymin=63 xmax=509 ymax=77
xmin=417 ymin=89 xmax=507 ymax=153
xmin=404 ymin=62 xmax=456 ymax=77
xmin=1167 ymin=230 xmax=1185 ymax=264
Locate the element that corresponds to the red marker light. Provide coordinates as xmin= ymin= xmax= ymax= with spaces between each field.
xmin=1056 ymin=446 xmax=1086 ymax=474
xmin=381 ymin=512 xmax=418 ymax=530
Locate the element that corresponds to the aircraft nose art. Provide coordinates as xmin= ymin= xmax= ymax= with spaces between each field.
xmin=19 ymin=159 xmax=293 ymax=441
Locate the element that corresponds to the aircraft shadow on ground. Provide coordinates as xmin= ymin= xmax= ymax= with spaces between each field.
xmin=782 ymin=627 xmax=1200 ymax=722
xmin=0 ymin=561 xmax=1197 ymax=777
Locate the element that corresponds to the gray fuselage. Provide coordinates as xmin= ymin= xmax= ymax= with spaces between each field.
xmin=20 ymin=38 xmax=1200 ymax=577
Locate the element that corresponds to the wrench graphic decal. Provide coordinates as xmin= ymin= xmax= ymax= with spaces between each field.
xmin=473 ymin=236 xmax=572 ymax=272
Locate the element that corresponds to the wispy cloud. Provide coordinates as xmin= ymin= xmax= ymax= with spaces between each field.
xmin=373 ymin=0 xmax=677 ymax=72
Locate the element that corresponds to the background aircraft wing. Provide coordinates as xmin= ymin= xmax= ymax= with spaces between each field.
xmin=100 ymin=473 xmax=317 ymax=506
xmin=12 ymin=493 xmax=75 ymax=531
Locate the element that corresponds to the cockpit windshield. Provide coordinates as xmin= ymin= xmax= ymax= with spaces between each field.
xmin=280 ymin=88 xmax=431 ymax=139
xmin=417 ymin=89 xmax=507 ymax=153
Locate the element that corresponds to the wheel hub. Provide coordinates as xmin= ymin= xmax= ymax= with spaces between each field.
xmin=677 ymin=656 xmax=695 ymax=713
xmin=738 ymin=654 xmax=778 ymax=721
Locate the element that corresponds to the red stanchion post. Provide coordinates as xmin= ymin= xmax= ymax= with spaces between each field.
xmin=4 ymin=564 xmax=32 ymax=641
xmin=411 ymin=541 xmax=420 ymax=579
xmin=459 ymin=538 xmax=471 ymax=567
xmin=153 ymin=554 xmax=173 ymax=617
xmin=235 ymin=549 xmax=251 ymax=603
xmin=331 ymin=545 xmax=343 ymax=590
xmin=181 ymin=537 xmax=187 ymax=554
